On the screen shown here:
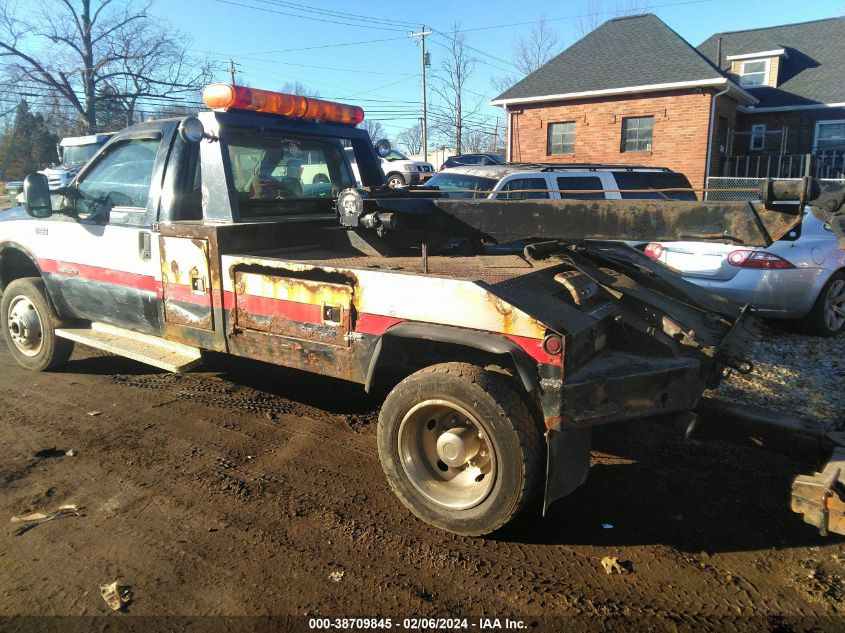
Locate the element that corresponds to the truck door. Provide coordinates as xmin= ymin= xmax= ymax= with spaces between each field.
xmin=45 ymin=131 xmax=170 ymax=334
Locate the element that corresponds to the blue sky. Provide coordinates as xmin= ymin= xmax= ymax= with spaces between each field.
xmin=154 ymin=0 xmax=843 ymax=140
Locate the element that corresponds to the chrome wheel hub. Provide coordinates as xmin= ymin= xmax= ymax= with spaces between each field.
xmin=398 ymin=399 xmax=496 ymax=510
xmin=6 ymin=295 xmax=43 ymax=357
xmin=824 ymin=279 xmax=845 ymax=332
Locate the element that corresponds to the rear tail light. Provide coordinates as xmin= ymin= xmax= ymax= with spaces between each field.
xmin=644 ymin=243 xmax=663 ymax=259
xmin=439 ymin=163 xmax=446 ymax=171
xmin=542 ymin=334 xmax=563 ymax=356
xmin=727 ymin=250 xmax=795 ymax=269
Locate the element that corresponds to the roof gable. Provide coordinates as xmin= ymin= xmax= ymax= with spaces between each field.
xmin=698 ymin=16 xmax=845 ymax=108
xmin=493 ymin=14 xmax=726 ymax=103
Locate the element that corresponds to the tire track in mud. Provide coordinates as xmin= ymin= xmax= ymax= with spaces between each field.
xmin=101 ymin=370 xmax=824 ymax=618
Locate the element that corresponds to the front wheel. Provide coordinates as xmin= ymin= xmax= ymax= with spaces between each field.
xmin=377 ymin=362 xmax=543 ymax=536
xmin=801 ymin=271 xmax=845 ymax=336
xmin=386 ymin=172 xmax=406 ymax=188
xmin=1 ymin=277 xmax=74 ymax=371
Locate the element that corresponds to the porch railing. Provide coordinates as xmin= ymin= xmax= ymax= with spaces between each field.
xmin=723 ymin=150 xmax=845 ymax=179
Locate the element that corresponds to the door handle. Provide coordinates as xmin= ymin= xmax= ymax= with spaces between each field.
xmin=138 ymin=231 xmax=151 ymax=261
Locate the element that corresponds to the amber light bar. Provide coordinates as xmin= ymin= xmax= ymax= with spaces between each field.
xmin=202 ymin=83 xmax=364 ymax=126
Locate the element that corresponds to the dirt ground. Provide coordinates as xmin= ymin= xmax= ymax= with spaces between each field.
xmin=1 ymin=341 xmax=844 ymax=631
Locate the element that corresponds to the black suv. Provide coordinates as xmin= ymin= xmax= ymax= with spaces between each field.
xmin=439 ymin=153 xmax=505 ymax=170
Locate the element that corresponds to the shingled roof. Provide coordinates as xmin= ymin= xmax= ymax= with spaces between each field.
xmin=698 ymin=17 xmax=845 ymax=109
xmin=492 ymin=14 xmax=750 ymax=105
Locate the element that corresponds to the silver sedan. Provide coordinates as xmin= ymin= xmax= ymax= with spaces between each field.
xmin=643 ymin=212 xmax=845 ymax=336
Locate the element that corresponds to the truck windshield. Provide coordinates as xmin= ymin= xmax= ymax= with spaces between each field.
xmin=422 ymin=173 xmax=497 ymax=199
xmin=62 ymin=144 xmax=101 ymax=167
xmin=227 ymin=131 xmax=354 ymax=217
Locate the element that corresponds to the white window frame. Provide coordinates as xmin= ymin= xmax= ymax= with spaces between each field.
xmin=547 ymin=121 xmax=576 ymax=155
xmin=739 ymin=58 xmax=770 ymax=88
xmin=813 ymin=119 xmax=845 ymax=153
xmin=750 ymin=124 xmax=766 ymax=151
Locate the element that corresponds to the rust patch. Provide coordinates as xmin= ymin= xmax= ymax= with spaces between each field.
xmin=233 ymin=271 xmax=353 ymax=347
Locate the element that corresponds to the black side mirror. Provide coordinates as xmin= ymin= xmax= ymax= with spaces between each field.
xmin=23 ymin=173 xmax=52 ymax=218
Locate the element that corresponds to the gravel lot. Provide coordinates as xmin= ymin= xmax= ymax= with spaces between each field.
xmin=710 ymin=327 xmax=845 ymax=429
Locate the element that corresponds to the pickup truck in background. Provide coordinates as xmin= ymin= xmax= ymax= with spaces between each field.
xmin=40 ymin=133 xmax=116 ymax=190
xmin=3 ymin=83 xmax=844 ymax=537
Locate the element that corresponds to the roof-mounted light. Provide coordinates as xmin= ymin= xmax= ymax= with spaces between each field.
xmin=202 ymin=83 xmax=364 ymax=126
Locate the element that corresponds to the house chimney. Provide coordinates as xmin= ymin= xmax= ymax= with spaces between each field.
xmin=716 ymin=37 xmax=723 ymax=69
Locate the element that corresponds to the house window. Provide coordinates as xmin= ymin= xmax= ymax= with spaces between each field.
xmin=815 ymin=120 xmax=845 ymax=152
xmin=750 ymin=124 xmax=766 ymax=151
xmin=547 ymin=122 xmax=575 ymax=155
xmin=621 ymin=116 xmax=653 ymax=152
xmin=739 ymin=59 xmax=769 ymax=88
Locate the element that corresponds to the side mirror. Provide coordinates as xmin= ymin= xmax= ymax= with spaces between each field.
xmin=375 ymin=138 xmax=391 ymax=158
xmin=23 ymin=173 xmax=52 ymax=218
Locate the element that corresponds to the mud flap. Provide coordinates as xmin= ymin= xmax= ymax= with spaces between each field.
xmin=791 ymin=448 xmax=845 ymax=537
xmin=543 ymin=426 xmax=591 ymax=515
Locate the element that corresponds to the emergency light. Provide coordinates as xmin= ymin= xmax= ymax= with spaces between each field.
xmin=202 ymin=83 xmax=364 ymax=126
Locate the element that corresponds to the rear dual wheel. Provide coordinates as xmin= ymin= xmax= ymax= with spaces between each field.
xmin=377 ymin=362 xmax=543 ymax=536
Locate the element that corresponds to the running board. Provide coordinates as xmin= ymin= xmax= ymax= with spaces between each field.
xmin=55 ymin=322 xmax=203 ymax=373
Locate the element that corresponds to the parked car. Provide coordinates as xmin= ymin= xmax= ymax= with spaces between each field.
xmin=643 ymin=211 xmax=845 ymax=336
xmin=422 ymin=163 xmax=697 ymax=200
xmin=440 ymin=153 xmax=506 ymax=170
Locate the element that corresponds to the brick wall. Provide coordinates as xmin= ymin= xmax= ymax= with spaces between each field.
xmin=508 ymin=89 xmax=714 ymax=191
xmin=709 ymin=95 xmax=740 ymax=177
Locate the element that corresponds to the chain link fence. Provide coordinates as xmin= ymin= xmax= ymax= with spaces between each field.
xmin=705 ymin=176 xmax=845 ymax=202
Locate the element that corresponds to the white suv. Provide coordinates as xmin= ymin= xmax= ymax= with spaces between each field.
xmin=424 ymin=164 xmax=696 ymax=201
xmin=343 ymin=147 xmax=435 ymax=189
xmin=379 ymin=150 xmax=435 ymax=188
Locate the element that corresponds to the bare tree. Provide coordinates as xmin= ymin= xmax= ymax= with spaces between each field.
xmin=397 ymin=122 xmax=422 ymax=155
xmin=280 ymin=80 xmax=319 ymax=97
xmin=493 ymin=16 xmax=563 ymax=94
xmin=577 ymin=0 xmax=651 ymax=36
xmin=103 ymin=17 xmax=212 ymax=127
xmin=358 ymin=119 xmax=386 ymax=143
xmin=430 ymin=23 xmax=479 ymax=154
xmin=0 ymin=0 xmax=207 ymax=131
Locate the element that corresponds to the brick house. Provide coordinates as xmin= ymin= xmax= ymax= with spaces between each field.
xmin=491 ymin=14 xmax=845 ymax=192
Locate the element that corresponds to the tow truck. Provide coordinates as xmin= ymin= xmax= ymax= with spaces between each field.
xmin=2 ymin=83 xmax=844 ymax=536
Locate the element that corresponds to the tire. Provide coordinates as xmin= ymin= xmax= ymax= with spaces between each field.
xmin=312 ymin=173 xmax=329 ymax=184
xmin=800 ymin=271 xmax=845 ymax=337
xmin=377 ymin=362 xmax=543 ymax=536
xmin=386 ymin=172 xmax=405 ymax=189
xmin=1 ymin=277 xmax=74 ymax=371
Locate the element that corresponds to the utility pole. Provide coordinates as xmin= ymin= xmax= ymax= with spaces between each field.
xmin=411 ymin=26 xmax=432 ymax=162
xmin=227 ymin=59 xmax=238 ymax=84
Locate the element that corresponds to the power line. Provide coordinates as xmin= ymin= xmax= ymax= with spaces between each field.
xmin=338 ymin=74 xmax=420 ymax=100
xmin=257 ymin=0 xmax=418 ymax=29
xmin=189 ymin=35 xmax=410 ymax=58
xmin=210 ymin=0 xmax=409 ymax=32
